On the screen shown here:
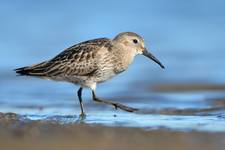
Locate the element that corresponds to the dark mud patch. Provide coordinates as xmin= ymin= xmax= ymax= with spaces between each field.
xmin=137 ymin=106 xmax=225 ymax=116
xmin=152 ymin=83 xmax=225 ymax=92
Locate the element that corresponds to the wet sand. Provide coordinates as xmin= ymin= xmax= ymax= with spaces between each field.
xmin=0 ymin=112 xmax=224 ymax=150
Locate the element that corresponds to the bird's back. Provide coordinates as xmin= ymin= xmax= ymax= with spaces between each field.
xmin=15 ymin=38 xmax=115 ymax=83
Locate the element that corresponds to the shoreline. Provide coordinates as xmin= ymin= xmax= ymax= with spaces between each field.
xmin=0 ymin=112 xmax=225 ymax=150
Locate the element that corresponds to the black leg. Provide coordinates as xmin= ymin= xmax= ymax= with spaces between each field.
xmin=77 ymin=87 xmax=85 ymax=116
xmin=92 ymin=90 xmax=138 ymax=112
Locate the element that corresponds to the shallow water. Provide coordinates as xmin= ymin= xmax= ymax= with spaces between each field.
xmin=1 ymin=72 xmax=225 ymax=132
xmin=1 ymin=0 xmax=225 ymax=132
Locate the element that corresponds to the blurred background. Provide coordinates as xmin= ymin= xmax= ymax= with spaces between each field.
xmin=0 ymin=0 xmax=225 ymax=129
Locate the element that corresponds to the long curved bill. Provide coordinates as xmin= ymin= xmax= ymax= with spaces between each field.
xmin=142 ymin=48 xmax=165 ymax=69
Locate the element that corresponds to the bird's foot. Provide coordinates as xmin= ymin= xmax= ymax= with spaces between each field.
xmin=92 ymin=92 xmax=139 ymax=113
xmin=77 ymin=113 xmax=86 ymax=122
xmin=113 ymin=103 xmax=138 ymax=112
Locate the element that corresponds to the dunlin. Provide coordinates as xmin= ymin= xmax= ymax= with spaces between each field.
xmin=15 ymin=32 xmax=164 ymax=116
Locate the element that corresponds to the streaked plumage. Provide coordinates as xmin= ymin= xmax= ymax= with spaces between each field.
xmin=15 ymin=32 xmax=165 ymax=117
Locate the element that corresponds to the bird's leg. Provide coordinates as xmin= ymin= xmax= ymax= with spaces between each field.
xmin=92 ymin=90 xmax=138 ymax=112
xmin=77 ymin=87 xmax=86 ymax=117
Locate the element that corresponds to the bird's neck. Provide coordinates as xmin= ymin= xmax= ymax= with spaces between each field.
xmin=112 ymin=44 xmax=136 ymax=73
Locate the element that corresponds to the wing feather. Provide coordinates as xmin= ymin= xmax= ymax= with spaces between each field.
xmin=19 ymin=38 xmax=112 ymax=77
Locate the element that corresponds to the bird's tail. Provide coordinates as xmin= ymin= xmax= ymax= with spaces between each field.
xmin=14 ymin=62 xmax=48 ymax=77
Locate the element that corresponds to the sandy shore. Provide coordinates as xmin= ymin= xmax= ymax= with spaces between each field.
xmin=0 ymin=112 xmax=224 ymax=150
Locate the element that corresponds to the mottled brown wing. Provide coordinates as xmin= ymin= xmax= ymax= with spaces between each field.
xmin=36 ymin=38 xmax=111 ymax=77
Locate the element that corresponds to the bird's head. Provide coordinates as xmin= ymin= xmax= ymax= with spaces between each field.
xmin=113 ymin=32 xmax=165 ymax=69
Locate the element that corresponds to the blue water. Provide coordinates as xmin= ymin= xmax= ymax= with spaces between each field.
xmin=0 ymin=0 xmax=225 ymax=132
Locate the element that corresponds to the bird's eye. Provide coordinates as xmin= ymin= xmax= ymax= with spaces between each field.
xmin=133 ymin=39 xmax=138 ymax=44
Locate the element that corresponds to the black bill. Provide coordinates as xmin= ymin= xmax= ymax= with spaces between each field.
xmin=142 ymin=48 xmax=165 ymax=69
